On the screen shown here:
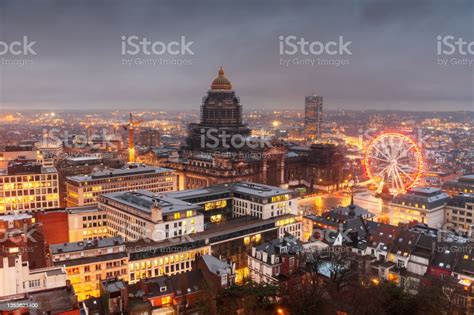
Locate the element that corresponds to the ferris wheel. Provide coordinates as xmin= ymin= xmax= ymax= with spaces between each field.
xmin=363 ymin=132 xmax=423 ymax=195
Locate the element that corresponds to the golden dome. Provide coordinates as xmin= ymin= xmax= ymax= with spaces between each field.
xmin=210 ymin=67 xmax=232 ymax=90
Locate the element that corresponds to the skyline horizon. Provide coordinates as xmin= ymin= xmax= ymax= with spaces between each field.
xmin=0 ymin=0 xmax=473 ymax=112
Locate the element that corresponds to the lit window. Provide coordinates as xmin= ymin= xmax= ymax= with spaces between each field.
xmin=162 ymin=296 xmax=171 ymax=305
xmin=174 ymin=213 xmax=181 ymax=220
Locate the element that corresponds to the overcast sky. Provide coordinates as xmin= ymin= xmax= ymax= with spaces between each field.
xmin=0 ymin=0 xmax=473 ymax=112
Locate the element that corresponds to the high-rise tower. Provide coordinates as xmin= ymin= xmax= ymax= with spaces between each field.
xmin=304 ymin=94 xmax=323 ymax=143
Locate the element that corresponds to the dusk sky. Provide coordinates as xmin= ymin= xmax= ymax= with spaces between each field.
xmin=0 ymin=0 xmax=473 ymax=111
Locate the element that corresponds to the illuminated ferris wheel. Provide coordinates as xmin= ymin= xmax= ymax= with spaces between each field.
xmin=363 ymin=132 xmax=423 ymax=195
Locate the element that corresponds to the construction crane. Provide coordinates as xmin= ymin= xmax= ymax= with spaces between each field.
xmin=123 ymin=112 xmax=144 ymax=163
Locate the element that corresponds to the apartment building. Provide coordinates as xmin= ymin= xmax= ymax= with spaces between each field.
xmin=248 ymin=235 xmax=305 ymax=284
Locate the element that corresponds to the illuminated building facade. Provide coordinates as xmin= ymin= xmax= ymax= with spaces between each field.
xmin=115 ymin=182 xmax=302 ymax=284
xmin=66 ymin=164 xmax=177 ymax=207
xmin=56 ymin=155 xmax=124 ymax=207
xmin=304 ymin=93 xmax=323 ymax=143
xmin=390 ymin=187 xmax=449 ymax=228
xmin=50 ymin=237 xmax=129 ymax=301
xmin=67 ymin=206 xmax=108 ymax=242
xmin=100 ymin=190 xmax=204 ymax=242
xmin=0 ymin=158 xmax=59 ymax=214
xmin=443 ymin=174 xmax=474 ymax=195
xmin=165 ymin=68 xmax=287 ymax=189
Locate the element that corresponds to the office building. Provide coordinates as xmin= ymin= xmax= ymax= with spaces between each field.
xmin=445 ymin=194 xmax=474 ymax=236
xmin=113 ymin=182 xmax=302 ymax=284
xmin=443 ymin=174 xmax=474 ymax=195
xmin=0 ymin=158 xmax=59 ymax=214
xmin=304 ymin=94 xmax=323 ymax=143
xmin=67 ymin=206 xmax=108 ymax=242
xmin=390 ymin=187 xmax=449 ymax=227
xmin=66 ymin=163 xmax=177 ymax=207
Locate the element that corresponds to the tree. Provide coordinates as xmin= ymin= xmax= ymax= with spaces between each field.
xmin=215 ymin=279 xmax=278 ymax=315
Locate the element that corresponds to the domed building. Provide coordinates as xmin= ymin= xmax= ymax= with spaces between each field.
xmin=161 ymin=67 xmax=344 ymax=192
xmin=186 ymin=67 xmax=251 ymax=151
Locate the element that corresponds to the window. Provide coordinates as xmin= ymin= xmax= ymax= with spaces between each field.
xmin=174 ymin=213 xmax=181 ymax=220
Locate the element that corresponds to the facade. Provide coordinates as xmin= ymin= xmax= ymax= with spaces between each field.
xmin=285 ymin=144 xmax=345 ymax=192
xmin=50 ymin=237 xmax=129 ymax=301
xmin=138 ymin=128 xmax=161 ymax=148
xmin=100 ymin=190 xmax=204 ymax=242
xmin=66 ymin=163 xmax=177 ymax=207
xmin=248 ymin=235 xmax=305 ymax=284
xmin=34 ymin=210 xmax=70 ymax=245
xmin=67 ymin=206 xmax=108 ymax=242
xmin=304 ymin=94 xmax=323 ymax=143
xmin=195 ymin=255 xmax=236 ymax=290
xmin=443 ymin=174 xmax=474 ymax=195
xmin=445 ymin=194 xmax=474 ymax=236
xmin=0 ymin=256 xmax=67 ymax=299
xmin=0 ymin=158 xmax=59 ymax=214
xmin=55 ymin=155 xmax=124 ymax=207
xmin=390 ymin=187 xmax=449 ymax=227
xmin=0 ymin=214 xmax=67 ymax=299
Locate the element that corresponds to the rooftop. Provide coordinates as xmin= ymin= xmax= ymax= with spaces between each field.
xmin=103 ymin=190 xmax=199 ymax=215
xmin=66 ymin=164 xmax=173 ymax=182
xmin=66 ymin=205 xmax=100 ymax=214
xmin=50 ymin=236 xmax=123 ymax=254
xmin=200 ymin=254 xmax=232 ymax=276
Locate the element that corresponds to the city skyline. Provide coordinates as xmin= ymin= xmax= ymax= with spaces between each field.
xmin=0 ymin=0 xmax=473 ymax=111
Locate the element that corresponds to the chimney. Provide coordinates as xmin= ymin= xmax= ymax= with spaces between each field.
xmin=151 ymin=200 xmax=163 ymax=222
